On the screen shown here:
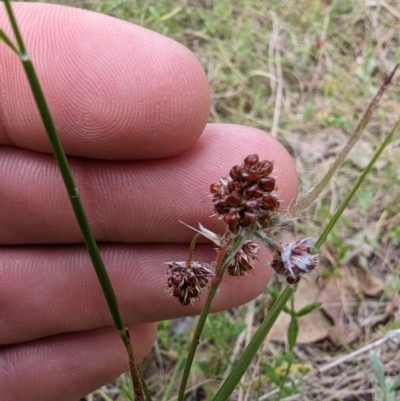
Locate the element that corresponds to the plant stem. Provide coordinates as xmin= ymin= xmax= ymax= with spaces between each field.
xmin=187 ymin=233 xmax=201 ymax=263
xmin=315 ymin=117 xmax=400 ymax=249
xmin=212 ymin=286 xmax=293 ymax=401
xmin=296 ymin=64 xmax=399 ymax=213
xmin=1 ymin=1 xmax=148 ymax=399
xmin=276 ymin=298 xmax=296 ymax=398
xmin=126 ymin=329 xmax=146 ymax=401
xmin=177 ymin=234 xmax=245 ymax=401
xmin=161 ymin=353 xmax=186 ymax=401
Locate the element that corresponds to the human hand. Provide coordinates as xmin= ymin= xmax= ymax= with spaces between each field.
xmin=0 ymin=3 xmax=298 ymax=400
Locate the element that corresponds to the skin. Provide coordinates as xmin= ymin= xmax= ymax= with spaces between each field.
xmin=0 ymin=3 xmax=298 ymax=401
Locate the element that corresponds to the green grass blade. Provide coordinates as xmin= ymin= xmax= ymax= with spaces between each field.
xmin=2 ymin=0 xmax=25 ymax=51
xmin=315 ymin=118 xmax=400 ymax=249
xmin=287 ymin=316 xmax=299 ymax=350
xmin=1 ymin=0 xmax=126 ymax=338
xmin=212 ymin=286 xmax=293 ymax=401
xmin=296 ymin=64 xmax=399 ymax=213
xmin=161 ymin=352 xmax=185 ymax=401
xmin=0 ymin=29 xmax=18 ymax=53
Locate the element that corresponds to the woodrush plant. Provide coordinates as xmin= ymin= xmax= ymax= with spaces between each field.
xmin=1 ymin=1 xmax=399 ymax=400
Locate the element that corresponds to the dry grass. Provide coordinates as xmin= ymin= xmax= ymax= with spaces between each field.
xmin=38 ymin=0 xmax=400 ymax=399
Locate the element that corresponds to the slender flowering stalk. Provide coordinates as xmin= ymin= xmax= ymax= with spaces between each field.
xmin=174 ymin=154 xmax=318 ymax=400
xmin=166 ymin=232 xmax=215 ymax=305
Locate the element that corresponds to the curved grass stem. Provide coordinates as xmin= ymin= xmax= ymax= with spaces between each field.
xmin=296 ymin=64 xmax=399 ymax=214
xmin=315 ymin=117 xmax=399 ymax=249
xmin=0 ymin=2 xmax=149 ymax=399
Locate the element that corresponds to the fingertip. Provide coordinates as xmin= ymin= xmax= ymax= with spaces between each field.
xmin=0 ymin=3 xmax=210 ymax=158
xmin=0 ymin=323 xmax=156 ymax=401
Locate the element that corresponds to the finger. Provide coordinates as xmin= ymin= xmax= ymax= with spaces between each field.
xmin=0 ymin=124 xmax=298 ymax=244
xmin=0 ymin=3 xmax=210 ymax=159
xmin=0 ymin=323 xmax=156 ymax=401
xmin=0 ymin=243 xmax=272 ymax=344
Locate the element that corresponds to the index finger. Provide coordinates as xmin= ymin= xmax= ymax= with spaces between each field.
xmin=0 ymin=3 xmax=210 ymax=159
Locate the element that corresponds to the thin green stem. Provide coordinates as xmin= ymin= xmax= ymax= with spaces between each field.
xmin=296 ymin=64 xmax=399 ymax=213
xmin=277 ymin=298 xmax=295 ymax=398
xmin=212 ymin=286 xmax=293 ymax=401
xmin=187 ymin=233 xmax=201 ymax=263
xmin=277 ymin=362 xmax=292 ymax=397
xmin=177 ymin=234 xmax=245 ymax=401
xmin=161 ymin=353 xmax=186 ymax=401
xmin=315 ymin=118 xmax=399 ymax=249
xmin=2 ymin=0 xmax=25 ymax=51
xmin=0 ymin=29 xmax=18 ymax=53
xmin=1 ymin=1 xmax=148 ymax=399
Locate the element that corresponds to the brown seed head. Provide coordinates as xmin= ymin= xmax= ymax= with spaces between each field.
xmin=270 ymin=238 xmax=318 ymax=285
xmin=166 ymin=261 xmax=215 ymax=305
xmin=226 ymin=240 xmax=260 ymax=276
xmin=210 ymin=154 xmax=280 ymax=233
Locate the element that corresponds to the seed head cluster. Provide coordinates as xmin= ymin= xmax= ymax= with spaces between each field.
xmin=226 ymin=240 xmax=259 ymax=276
xmin=271 ymin=238 xmax=318 ymax=285
xmin=166 ymin=261 xmax=215 ymax=305
xmin=210 ymin=154 xmax=279 ymax=233
xmin=166 ymin=154 xmax=318 ymax=306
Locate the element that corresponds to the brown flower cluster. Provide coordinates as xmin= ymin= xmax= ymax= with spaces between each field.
xmin=271 ymin=238 xmax=317 ymax=285
xmin=166 ymin=261 xmax=215 ymax=305
xmin=226 ymin=240 xmax=259 ymax=276
xmin=166 ymin=155 xmax=319 ymax=305
xmin=210 ymin=154 xmax=279 ymax=233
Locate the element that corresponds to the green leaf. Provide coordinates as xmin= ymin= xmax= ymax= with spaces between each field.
xmin=263 ymin=363 xmax=281 ymax=385
xmin=266 ymin=286 xmax=280 ymax=300
xmin=148 ymin=5 xmax=158 ymax=17
xmin=388 ymin=376 xmax=400 ymax=392
xmin=296 ymin=302 xmax=323 ymax=317
xmin=282 ymin=351 xmax=295 ymax=364
xmin=370 ymin=351 xmax=386 ymax=388
xmin=288 ymin=317 xmax=299 ymax=349
xmin=281 ymin=385 xmax=294 ymax=395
